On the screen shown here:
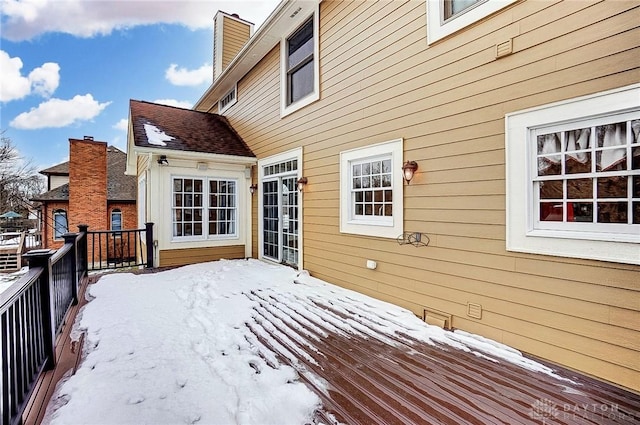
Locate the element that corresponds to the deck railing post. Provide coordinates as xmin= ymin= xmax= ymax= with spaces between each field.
xmin=145 ymin=222 xmax=154 ymax=268
xmin=22 ymin=249 xmax=56 ymax=370
xmin=63 ymin=233 xmax=79 ymax=305
xmin=78 ymin=224 xmax=89 ymax=274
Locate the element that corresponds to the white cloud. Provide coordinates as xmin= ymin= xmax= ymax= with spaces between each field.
xmin=28 ymin=62 xmax=60 ymax=97
xmin=0 ymin=50 xmax=60 ymax=102
xmin=153 ymin=98 xmax=193 ymax=109
xmin=10 ymin=94 xmax=111 ymax=129
xmin=1 ymin=0 xmax=281 ymax=41
xmin=113 ymin=118 xmax=129 ymax=131
xmin=165 ymin=63 xmax=212 ymax=87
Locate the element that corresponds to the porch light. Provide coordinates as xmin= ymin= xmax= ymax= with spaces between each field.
xmin=157 ymin=155 xmax=169 ymax=166
xmin=402 ymin=161 xmax=418 ymax=184
xmin=297 ymin=177 xmax=308 ymax=192
xmin=249 ymin=184 xmax=258 ymax=194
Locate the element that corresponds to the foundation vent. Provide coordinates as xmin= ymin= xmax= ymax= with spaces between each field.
xmin=496 ymin=39 xmax=513 ymax=58
xmin=467 ymin=303 xmax=482 ymax=320
xmin=423 ymin=308 xmax=452 ymax=330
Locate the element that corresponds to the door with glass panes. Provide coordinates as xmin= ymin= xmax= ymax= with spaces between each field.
xmin=262 ymin=175 xmax=299 ymax=267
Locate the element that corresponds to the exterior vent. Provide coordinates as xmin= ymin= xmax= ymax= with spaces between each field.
xmin=467 ymin=303 xmax=482 ymax=319
xmin=496 ymin=39 xmax=513 ymax=58
xmin=423 ymin=308 xmax=452 ymax=330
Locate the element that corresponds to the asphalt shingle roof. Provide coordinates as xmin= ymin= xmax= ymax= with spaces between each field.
xmin=129 ymin=99 xmax=255 ymax=158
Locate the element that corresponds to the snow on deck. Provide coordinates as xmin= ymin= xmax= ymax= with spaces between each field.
xmin=43 ymin=260 xmax=640 ymax=424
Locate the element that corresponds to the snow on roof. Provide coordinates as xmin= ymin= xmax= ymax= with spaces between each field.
xmin=143 ymin=123 xmax=174 ymax=146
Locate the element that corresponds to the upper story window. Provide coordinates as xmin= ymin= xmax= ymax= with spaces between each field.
xmin=340 ymin=139 xmax=404 ymax=238
xmin=53 ymin=209 xmax=68 ymax=240
xmin=280 ymin=8 xmax=319 ymax=117
xmin=219 ymin=85 xmax=237 ymax=113
xmin=111 ymin=209 xmax=122 ymax=231
xmin=506 ymin=84 xmax=640 ymax=265
xmin=426 ymin=0 xmax=516 ymax=44
xmin=172 ymin=177 xmax=238 ymax=240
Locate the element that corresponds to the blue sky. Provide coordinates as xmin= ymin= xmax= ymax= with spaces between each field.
xmin=1 ymin=0 xmax=280 ymax=170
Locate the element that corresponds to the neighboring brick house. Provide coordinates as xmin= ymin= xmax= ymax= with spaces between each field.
xmin=33 ymin=137 xmax=136 ymax=249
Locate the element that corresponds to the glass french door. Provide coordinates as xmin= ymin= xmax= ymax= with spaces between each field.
xmin=262 ymin=176 xmax=299 ymax=266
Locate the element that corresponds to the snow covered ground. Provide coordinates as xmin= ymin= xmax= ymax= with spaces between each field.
xmin=43 ymin=259 xmax=564 ymax=425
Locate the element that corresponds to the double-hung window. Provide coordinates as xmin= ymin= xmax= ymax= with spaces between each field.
xmin=340 ymin=139 xmax=404 ymax=238
xmin=280 ymin=8 xmax=319 ymax=117
xmin=172 ymin=177 xmax=237 ymax=240
xmin=53 ymin=209 xmax=68 ymax=240
xmin=506 ymin=84 xmax=640 ymax=265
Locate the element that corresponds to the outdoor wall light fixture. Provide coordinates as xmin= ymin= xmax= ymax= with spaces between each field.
xmin=249 ymin=184 xmax=258 ymax=194
xmin=297 ymin=177 xmax=308 ymax=192
xmin=157 ymin=155 xmax=169 ymax=166
xmin=402 ymin=161 xmax=418 ymax=184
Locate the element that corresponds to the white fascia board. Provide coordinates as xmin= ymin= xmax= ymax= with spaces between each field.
xmin=194 ymin=0 xmax=320 ymax=112
xmin=132 ymin=146 xmax=257 ymax=165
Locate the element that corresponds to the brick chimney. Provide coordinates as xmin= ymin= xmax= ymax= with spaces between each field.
xmin=213 ymin=11 xmax=254 ymax=81
xmin=68 ymin=137 xmax=108 ymax=233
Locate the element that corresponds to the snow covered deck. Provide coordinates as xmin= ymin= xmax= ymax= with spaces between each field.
xmin=39 ymin=260 xmax=639 ymax=424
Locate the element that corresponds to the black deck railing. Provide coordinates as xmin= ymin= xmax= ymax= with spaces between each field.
xmin=0 ymin=223 xmax=154 ymax=424
xmin=83 ymin=223 xmax=154 ymax=271
xmin=0 ymin=231 xmax=86 ymax=425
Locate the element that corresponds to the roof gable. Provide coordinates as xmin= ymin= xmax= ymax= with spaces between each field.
xmin=129 ymin=100 xmax=255 ymax=158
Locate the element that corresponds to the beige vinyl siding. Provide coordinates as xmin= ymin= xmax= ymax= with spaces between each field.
xmin=159 ymin=245 xmax=245 ymax=267
xmin=221 ymin=0 xmax=640 ymax=391
xmin=136 ymin=155 xmax=149 ymax=176
xmin=222 ymin=16 xmax=251 ymax=71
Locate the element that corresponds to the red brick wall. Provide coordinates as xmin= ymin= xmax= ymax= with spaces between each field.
xmin=108 ymin=202 xmax=137 ymax=230
xmin=68 ymin=139 xmax=108 ymax=233
xmin=42 ymin=201 xmax=69 ymax=250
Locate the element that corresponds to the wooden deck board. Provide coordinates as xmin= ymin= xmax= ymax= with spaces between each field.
xmin=26 ymin=272 xmax=640 ymax=424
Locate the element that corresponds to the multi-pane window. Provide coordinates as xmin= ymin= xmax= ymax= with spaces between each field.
xmin=53 ymin=209 xmax=68 ymax=239
xmin=286 ymin=18 xmax=314 ymax=106
xmin=444 ymin=0 xmax=484 ymax=20
xmin=506 ymin=84 xmax=639 ymax=265
xmin=339 ymin=139 xmax=403 ymax=238
xmin=208 ymin=180 xmax=236 ymax=236
xmin=533 ymin=116 xmax=640 ymax=230
xmin=172 ymin=177 xmax=237 ymax=240
xmin=351 ymin=157 xmax=393 ymax=219
xmin=173 ymin=178 xmax=204 ymax=238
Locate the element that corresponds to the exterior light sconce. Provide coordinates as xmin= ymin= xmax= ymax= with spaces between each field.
xmin=249 ymin=184 xmax=258 ymax=194
xmin=157 ymin=155 xmax=169 ymax=166
xmin=402 ymin=161 xmax=418 ymax=184
xmin=297 ymin=177 xmax=308 ymax=192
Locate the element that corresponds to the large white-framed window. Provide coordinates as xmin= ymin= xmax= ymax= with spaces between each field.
xmin=340 ymin=139 xmax=404 ymax=238
xmin=280 ymin=6 xmax=319 ymax=118
xmin=53 ymin=209 xmax=68 ymax=240
xmin=218 ymin=84 xmax=237 ymax=114
xmin=171 ymin=176 xmax=238 ymax=241
xmin=426 ymin=0 xmax=517 ymax=44
xmin=506 ymin=84 xmax=640 ymax=265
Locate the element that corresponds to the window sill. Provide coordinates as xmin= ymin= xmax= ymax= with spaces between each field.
xmin=280 ymin=91 xmax=319 ymax=118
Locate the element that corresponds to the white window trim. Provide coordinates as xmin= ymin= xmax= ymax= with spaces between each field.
xmin=110 ymin=209 xmax=122 ymax=231
xmin=53 ymin=209 xmax=68 ymax=240
xmin=340 ymin=139 xmax=404 ymax=238
xmin=170 ymin=175 xmax=240 ymax=243
xmin=257 ymin=148 xmax=304 ymax=269
xmin=280 ymin=5 xmax=320 ymax=118
xmin=426 ymin=0 xmax=517 ymax=44
xmin=505 ymin=83 xmax=640 ymax=265
xmin=218 ymin=84 xmax=237 ymax=114
xmin=138 ymin=173 xmax=147 ymax=228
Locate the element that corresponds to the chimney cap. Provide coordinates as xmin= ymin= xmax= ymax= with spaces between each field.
xmin=84 ymin=136 xmax=94 ymax=140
